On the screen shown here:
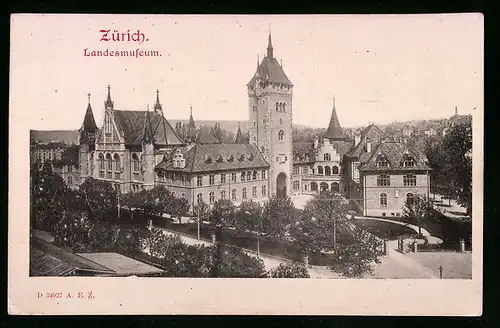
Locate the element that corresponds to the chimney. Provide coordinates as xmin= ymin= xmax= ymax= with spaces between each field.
xmin=366 ymin=138 xmax=372 ymax=153
xmin=354 ymin=131 xmax=361 ymax=147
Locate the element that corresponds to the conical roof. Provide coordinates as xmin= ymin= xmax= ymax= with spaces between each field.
xmin=325 ymin=97 xmax=345 ymax=140
xmin=234 ymin=123 xmax=247 ymax=144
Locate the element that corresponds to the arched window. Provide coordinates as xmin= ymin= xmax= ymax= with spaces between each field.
xmin=403 ymin=173 xmax=417 ymax=187
xmin=181 ymin=193 xmax=186 ymax=199
xmin=275 ymin=102 xmax=279 ymax=111
xmin=261 ymin=170 xmax=266 ymax=179
xmin=293 ymin=166 xmax=299 ymax=175
xmin=403 ymin=155 xmax=415 ymax=167
xmin=324 ymin=153 xmax=331 ymax=161
xmin=331 ymin=182 xmax=340 ymax=192
xmin=114 ymin=154 xmax=121 ymax=179
xmin=232 ymin=189 xmax=237 ymax=200
xmin=242 ymin=188 xmax=247 ymax=199
xmin=283 ymin=103 xmax=287 ymax=111
xmin=380 ymin=193 xmax=388 ymax=207
xmin=252 ymin=186 xmax=257 ymax=198
xmin=252 ymin=171 xmax=257 ymax=180
xmin=278 ymin=130 xmax=284 ymax=141
xmin=197 ymin=193 xmax=203 ymax=204
xmin=68 ymin=176 xmax=73 ymax=185
xmin=132 ymin=153 xmax=140 ymax=172
xmin=377 ymin=157 xmax=389 ymax=167
xmin=406 ymin=193 xmax=414 ymax=206
xmin=241 ymin=172 xmax=246 ymax=181
xmin=247 ymin=171 xmax=252 ymax=180
xmin=293 ymin=181 xmax=300 ymax=190
xmin=311 ymin=182 xmax=318 ymax=191
xmin=320 ymin=182 xmax=329 ymax=192
xmin=302 ymin=166 xmax=308 ymax=174
xmin=377 ymin=174 xmax=390 ymax=186
xmin=262 ymin=185 xmax=267 ymax=196
xmin=317 ymin=166 xmax=324 ymax=175
xmin=209 ymin=192 xmax=215 ymax=204
xmin=98 ymin=153 xmax=105 ymax=171
xmin=332 ymin=166 xmax=339 ymax=175
xmin=324 ymin=166 xmax=331 ymax=176
xmin=220 ymin=190 xmax=226 ymax=200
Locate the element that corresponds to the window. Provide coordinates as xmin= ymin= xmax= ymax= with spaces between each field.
xmin=304 ymin=185 xmax=308 ymax=191
xmin=262 ymin=185 xmax=266 ymax=196
xmin=406 ymin=193 xmax=414 ymax=206
xmin=283 ymin=103 xmax=287 ymax=111
xmin=317 ymin=166 xmax=324 ymax=175
xmin=382 ymin=212 xmax=386 ymax=217
xmin=253 ymin=121 xmax=256 ymax=126
xmin=252 ymin=186 xmax=257 ymax=198
xmin=263 ymin=119 xmax=266 ymax=124
xmin=231 ymin=173 xmax=237 ymax=182
xmin=275 ymin=102 xmax=279 ymax=111
xmin=293 ymin=166 xmax=299 ymax=175
xmin=197 ymin=193 xmax=203 ymax=204
xmin=324 ymin=153 xmax=331 ymax=161
xmin=302 ymin=166 xmax=308 ymax=174
xmin=293 ymin=181 xmax=300 ymax=190
xmin=209 ymin=175 xmax=215 ymax=185
xmin=332 ymin=166 xmax=339 ymax=175
xmin=377 ymin=174 xmax=390 ymax=186
xmin=403 ymin=155 xmax=415 ymax=167
xmin=331 ymin=182 xmax=340 ymax=193
xmin=99 ymin=153 xmax=105 ymax=171
xmin=114 ymin=154 xmax=121 ymax=179
xmin=181 ymin=193 xmax=186 ymax=199
xmin=241 ymin=172 xmax=246 ymax=181
xmin=197 ymin=176 xmax=203 ymax=187
xmin=261 ymin=170 xmax=266 ymax=179
xmin=221 ymin=173 xmax=226 ymax=184
xmin=380 ymin=193 xmax=388 ymax=207
xmin=252 ymin=171 xmax=257 ymax=180
xmin=181 ymin=175 xmax=185 ymax=185
xmin=106 ymin=154 xmax=113 ymax=171
xmin=209 ymin=192 xmax=215 ymax=204
xmin=242 ymin=188 xmax=247 ymax=199
xmin=247 ymin=171 xmax=252 ymax=181
xmin=68 ymin=166 xmax=73 ymax=173
xmin=221 ymin=190 xmax=226 ymax=200
xmin=377 ymin=158 xmax=389 ymax=167
xmin=403 ymin=173 xmax=417 ymax=187
xmin=132 ymin=154 xmax=140 ymax=172
xmin=325 ymin=166 xmax=331 ymax=176
xmin=231 ymin=189 xmax=237 ymax=200
xmin=68 ymin=176 xmax=73 ymax=185
xmin=311 ymin=182 xmax=318 ymax=191
xmin=278 ymin=130 xmax=284 ymax=141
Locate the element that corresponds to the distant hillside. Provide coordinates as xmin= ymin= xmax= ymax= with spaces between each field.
xmin=30 ymin=130 xmax=80 ymax=145
xmin=169 ymin=120 xmax=313 ymax=134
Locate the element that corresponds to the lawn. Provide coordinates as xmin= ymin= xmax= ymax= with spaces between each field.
xmin=350 ymin=219 xmax=417 ymax=240
xmin=406 ymin=252 xmax=472 ymax=279
xmin=390 ymin=209 xmax=472 ymax=251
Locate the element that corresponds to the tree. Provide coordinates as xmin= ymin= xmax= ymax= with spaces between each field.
xmin=52 ymin=210 xmax=92 ymax=251
xmin=237 ymin=200 xmax=264 ymax=254
xmin=139 ymin=227 xmax=167 ymax=260
xmin=170 ymin=196 xmax=189 ymax=224
xmin=330 ymin=225 xmax=382 ymax=278
xmin=79 ymin=178 xmax=117 ymax=221
xmin=215 ymin=245 xmax=267 ymax=278
xmin=212 ymin=122 xmax=223 ymax=142
xmin=261 ymin=194 xmax=295 ymax=241
xmin=402 ymin=194 xmax=431 ymax=236
xmin=442 ymin=117 xmax=472 ymax=214
xmin=268 ymin=262 xmax=310 ymax=278
xmin=87 ymin=221 xmax=120 ymax=251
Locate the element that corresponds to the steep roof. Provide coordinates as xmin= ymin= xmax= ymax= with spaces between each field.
xmin=360 ymin=142 xmax=431 ymax=171
xmin=346 ymin=124 xmax=387 ymax=161
xmin=324 ymin=100 xmax=346 ymax=140
xmin=234 ymin=124 xmax=247 ymax=144
xmin=156 ymin=143 xmax=269 ymax=173
xmin=113 ymin=110 xmax=184 ymax=146
xmin=293 ymin=142 xmax=315 ymax=163
xmin=30 ymin=130 xmax=80 ymax=145
xmin=247 ymin=56 xmax=293 ymax=86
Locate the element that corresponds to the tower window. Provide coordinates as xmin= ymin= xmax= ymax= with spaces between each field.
xmin=278 ymin=130 xmax=284 ymax=141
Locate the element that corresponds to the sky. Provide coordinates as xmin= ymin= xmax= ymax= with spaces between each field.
xmin=10 ymin=14 xmax=483 ymax=130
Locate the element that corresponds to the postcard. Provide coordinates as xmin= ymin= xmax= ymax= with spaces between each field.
xmin=9 ymin=13 xmax=483 ymax=315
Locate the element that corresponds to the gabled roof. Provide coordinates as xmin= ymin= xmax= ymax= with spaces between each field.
xmin=113 ymin=110 xmax=184 ymax=146
xmin=156 ymin=143 xmax=269 ymax=173
xmin=247 ymin=56 xmax=293 ymax=86
xmin=359 ymin=142 xmax=431 ymax=171
xmin=346 ymin=124 xmax=387 ymax=161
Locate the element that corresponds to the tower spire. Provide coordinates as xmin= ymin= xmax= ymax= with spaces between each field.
xmin=104 ymin=84 xmax=114 ymax=109
xmin=154 ymin=89 xmax=163 ymax=113
xmin=267 ymin=27 xmax=274 ymax=59
xmin=325 ymin=95 xmax=345 ymax=140
xmin=455 ymin=105 xmax=458 ymax=116
xmin=143 ymin=104 xmax=154 ymax=144
xmin=88 ymin=93 xmax=91 ymax=104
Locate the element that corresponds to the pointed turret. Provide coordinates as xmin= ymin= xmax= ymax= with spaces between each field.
xmin=154 ymin=89 xmax=163 ymax=115
xmin=325 ymin=95 xmax=346 ymax=140
xmin=186 ymin=104 xmax=197 ymax=143
xmin=143 ymin=105 xmax=155 ymax=144
xmin=234 ymin=122 xmax=247 ymax=144
xmin=267 ymin=30 xmax=274 ymax=59
xmin=104 ymin=84 xmax=114 ymax=110
xmin=79 ymin=93 xmax=99 ymax=144
xmin=454 ymin=105 xmax=458 ymax=116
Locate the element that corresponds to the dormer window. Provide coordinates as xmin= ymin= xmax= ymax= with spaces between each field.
xmin=246 ymin=153 xmax=253 ymax=161
xmin=239 ymin=154 xmax=245 ymax=161
xmin=227 ymin=154 xmax=234 ymax=162
xmin=402 ymin=155 xmax=415 ymax=167
xmin=216 ymin=155 xmax=223 ymax=163
xmin=377 ymin=156 xmax=389 ymax=168
xmin=204 ymin=154 xmax=212 ymax=163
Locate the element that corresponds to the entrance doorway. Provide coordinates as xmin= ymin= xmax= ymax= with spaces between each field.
xmin=276 ymin=172 xmax=287 ymax=197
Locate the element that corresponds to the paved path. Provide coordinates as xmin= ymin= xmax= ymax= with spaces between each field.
xmin=353 ymin=216 xmax=443 ymax=245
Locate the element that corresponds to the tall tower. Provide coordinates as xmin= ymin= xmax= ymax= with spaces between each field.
xmin=247 ymin=31 xmax=294 ymax=197
xmin=79 ymin=93 xmax=98 ymax=181
xmin=142 ymin=105 xmax=155 ymax=190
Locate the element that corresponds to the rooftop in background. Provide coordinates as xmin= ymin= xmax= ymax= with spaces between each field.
xmin=76 ymin=253 xmax=164 ymax=276
xmin=30 ymin=130 xmax=80 ymax=145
